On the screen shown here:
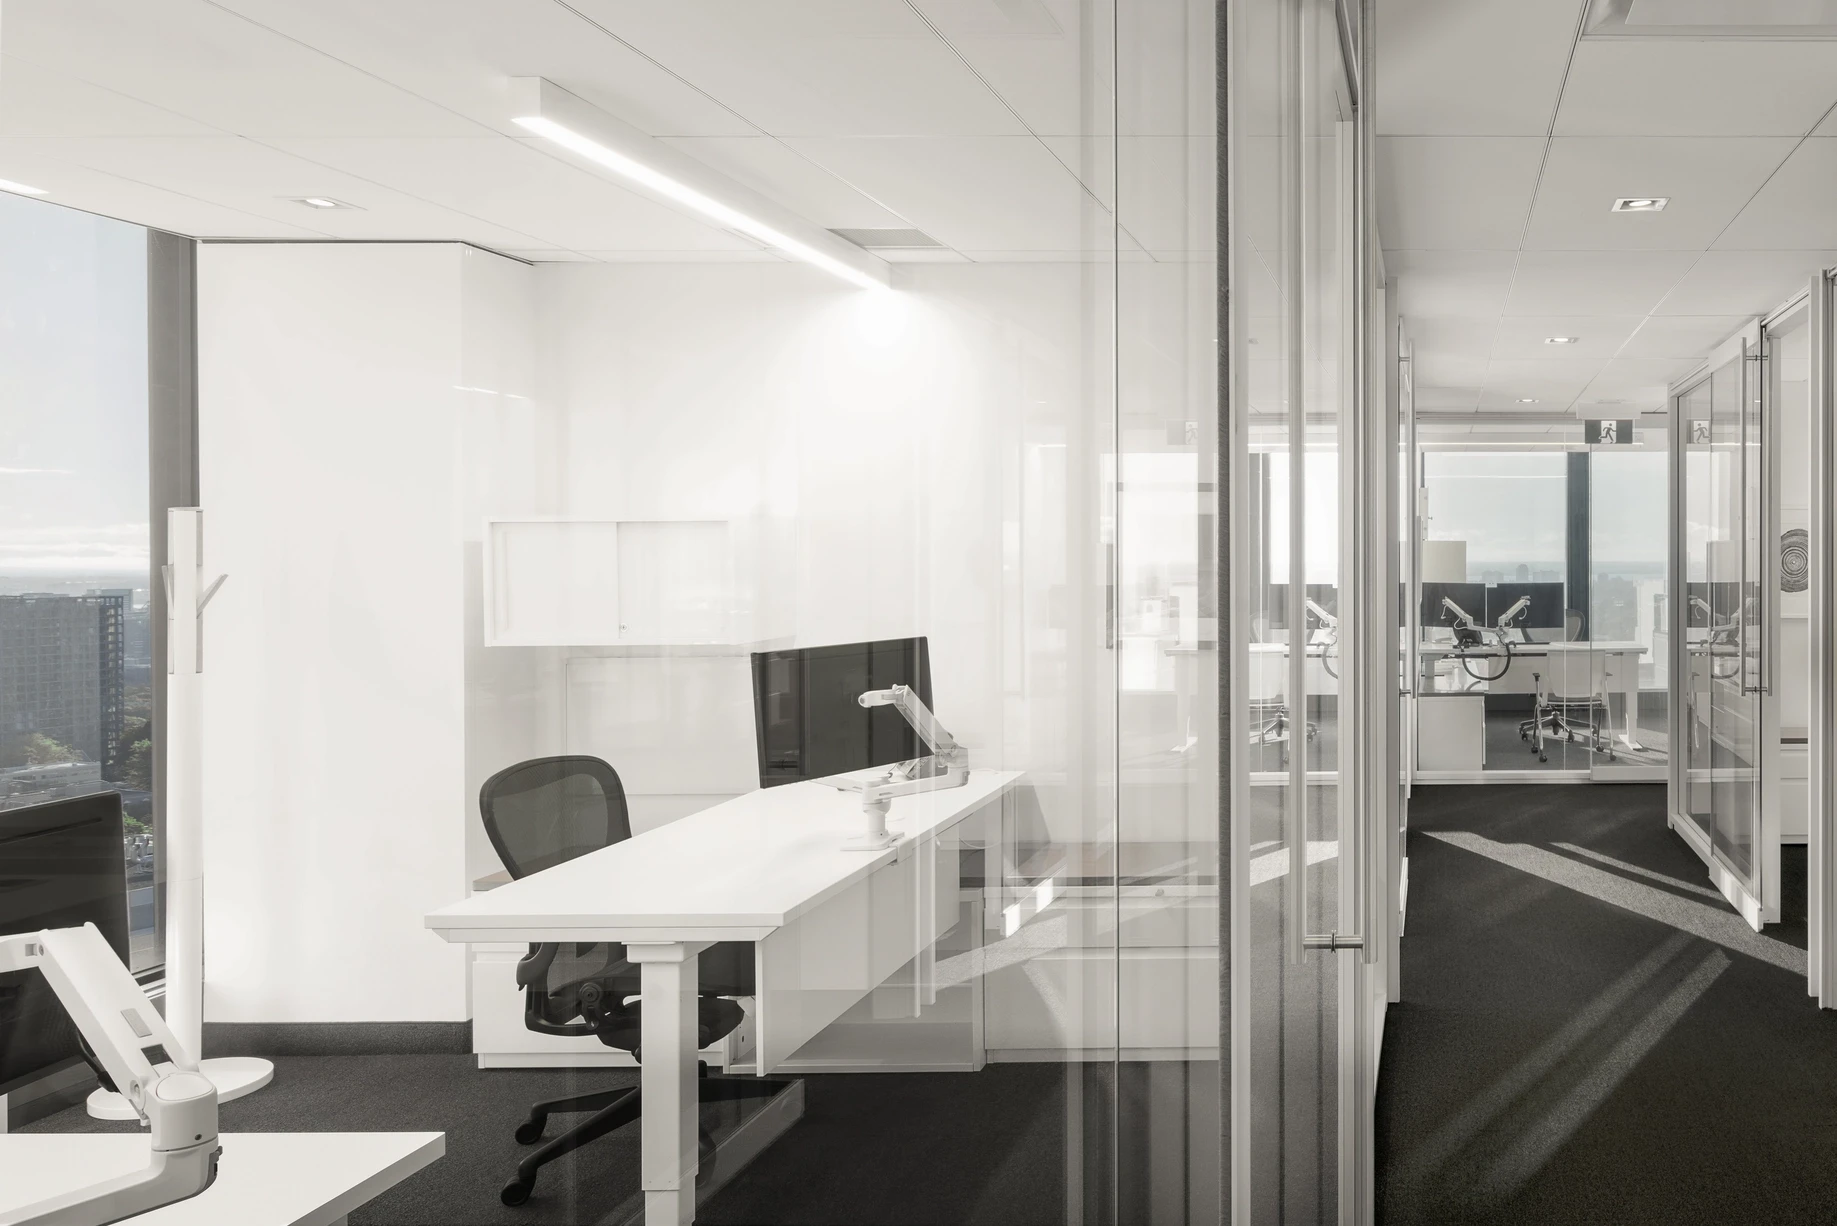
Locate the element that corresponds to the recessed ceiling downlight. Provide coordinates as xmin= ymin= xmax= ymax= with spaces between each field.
xmin=287 ymin=196 xmax=363 ymax=211
xmin=1612 ymin=197 xmax=1669 ymax=213
xmin=1545 ymin=337 xmax=1580 ymax=345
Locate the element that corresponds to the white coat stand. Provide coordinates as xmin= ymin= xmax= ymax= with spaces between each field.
xmin=89 ymin=508 xmax=273 ymax=1119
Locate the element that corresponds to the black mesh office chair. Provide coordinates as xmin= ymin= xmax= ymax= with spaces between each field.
xmin=479 ymin=755 xmax=786 ymax=1207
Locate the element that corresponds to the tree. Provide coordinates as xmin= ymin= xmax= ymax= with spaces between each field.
xmin=111 ymin=717 xmax=154 ymax=792
xmin=23 ymin=733 xmax=82 ymax=766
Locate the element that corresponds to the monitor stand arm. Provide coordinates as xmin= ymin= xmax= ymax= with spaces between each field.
xmin=836 ymin=685 xmax=970 ymax=850
xmin=0 ymin=924 xmax=221 ymax=1226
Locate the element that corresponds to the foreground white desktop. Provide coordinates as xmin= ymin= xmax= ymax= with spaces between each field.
xmin=0 ymin=1133 xmax=443 ymax=1226
xmin=425 ymin=768 xmax=1022 ymax=1225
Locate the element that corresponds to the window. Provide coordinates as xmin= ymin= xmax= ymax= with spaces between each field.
xmin=1423 ymin=450 xmax=1566 ymax=585
xmin=0 ymin=193 xmax=159 ymax=971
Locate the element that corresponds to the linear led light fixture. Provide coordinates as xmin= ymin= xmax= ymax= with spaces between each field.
xmin=510 ymin=78 xmax=889 ymax=292
xmin=0 ymin=178 xmax=47 ymax=197
xmin=1545 ymin=336 xmax=1580 ymax=345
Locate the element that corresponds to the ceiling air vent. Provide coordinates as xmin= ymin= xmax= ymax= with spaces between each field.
xmin=829 ymin=228 xmax=944 ymax=251
xmin=1586 ymin=0 xmax=1837 ymax=37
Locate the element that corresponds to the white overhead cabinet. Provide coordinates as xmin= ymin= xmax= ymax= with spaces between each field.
xmin=483 ymin=516 xmax=790 ymax=646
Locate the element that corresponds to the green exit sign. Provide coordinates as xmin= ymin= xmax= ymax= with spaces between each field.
xmin=1585 ymin=419 xmax=1634 ymax=445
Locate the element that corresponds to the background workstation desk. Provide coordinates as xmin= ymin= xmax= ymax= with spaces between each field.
xmin=1418 ymin=639 xmax=1650 ymax=750
xmin=426 ymin=768 xmax=1022 ymax=1226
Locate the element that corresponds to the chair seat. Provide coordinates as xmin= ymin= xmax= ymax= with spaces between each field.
xmin=594 ymin=994 xmax=745 ymax=1055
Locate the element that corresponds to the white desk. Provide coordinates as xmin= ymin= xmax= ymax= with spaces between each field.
xmin=1418 ymin=640 xmax=1649 ymax=750
xmin=0 ymin=1132 xmax=442 ymax=1225
xmin=426 ymin=768 xmax=1023 ymax=1226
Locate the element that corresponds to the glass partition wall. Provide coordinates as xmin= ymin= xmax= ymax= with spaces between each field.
xmin=454 ymin=2 xmax=1236 ymax=1223
xmin=1671 ymin=324 xmax=1773 ymax=926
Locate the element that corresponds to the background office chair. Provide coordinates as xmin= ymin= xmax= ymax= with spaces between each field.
xmin=1518 ymin=650 xmax=1616 ymax=763
xmin=1247 ymin=649 xmax=1317 ymax=767
xmin=480 ymin=755 xmax=786 ymax=1208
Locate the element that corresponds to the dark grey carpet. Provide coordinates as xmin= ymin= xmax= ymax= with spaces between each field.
xmin=21 ymin=1054 xmax=1203 ymax=1225
xmin=1378 ymin=784 xmax=1836 ymax=1225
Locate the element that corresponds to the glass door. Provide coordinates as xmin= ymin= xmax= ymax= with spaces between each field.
xmin=1230 ymin=0 xmax=1384 ymax=1218
xmin=1671 ymin=324 xmax=1768 ymax=926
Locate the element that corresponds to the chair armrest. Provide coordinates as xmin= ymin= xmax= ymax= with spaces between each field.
xmin=516 ymin=942 xmax=557 ymax=989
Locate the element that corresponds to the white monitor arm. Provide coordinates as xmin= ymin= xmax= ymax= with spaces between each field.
xmin=1494 ymin=595 xmax=1531 ymax=631
xmin=0 ymin=925 xmax=220 ymax=1226
xmin=1441 ymin=596 xmax=1479 ymax=631
xmin=1303 ymin=598 xmax=1338 ymax=643
xmin=835 ymin=685 xmax=970 ymax=850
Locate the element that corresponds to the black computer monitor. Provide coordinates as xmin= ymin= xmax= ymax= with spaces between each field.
xmin=1487 ymin=582 xmax=1564 ymax=632
xmin=751 ymin=638 xmax=934 ymax=788
xmin=0 ymin=792 xmax=130 ymax=1096
xmin=1420 ymin=582 xmax=1486 ymax=630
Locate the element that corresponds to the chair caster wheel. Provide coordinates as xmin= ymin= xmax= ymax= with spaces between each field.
xmin=1538 ymin=753 xmax=1548 ymax=763
xmin=514 ymin=1119 xmax=545 ymax=1145
xmin=501 ymin=1178 xmax=533 ymax=1207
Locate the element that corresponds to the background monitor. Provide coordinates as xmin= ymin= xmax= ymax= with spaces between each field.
xmin=1486 ymin=582 xmax=1564 ymax=631
xmin=751 ymin=638 xmax=933 ymax=788
xmin=0 ymin=791 xmax=130 ymax=1096
xmin=1420 ymin=581 xmax=1487 ymax=630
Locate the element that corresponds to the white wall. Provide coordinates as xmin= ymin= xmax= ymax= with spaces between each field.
xmin=199 ymin=242 xmax=541 ymax=1023
xmin=534 ymin=262 xmax=1129 ymax=841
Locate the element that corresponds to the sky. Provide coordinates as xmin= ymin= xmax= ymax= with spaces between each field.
xmin=0 ymin=190 xmax=149 ymax=577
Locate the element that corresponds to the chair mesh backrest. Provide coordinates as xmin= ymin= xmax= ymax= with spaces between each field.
xmin=480 ymin=756 xmax=631 ymax=880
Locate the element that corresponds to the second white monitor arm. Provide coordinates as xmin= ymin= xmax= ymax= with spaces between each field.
xmin=0 ymin=924 xmax=221 ymax=1226
xmin=843 ymin=684 xmax=970 ymax=849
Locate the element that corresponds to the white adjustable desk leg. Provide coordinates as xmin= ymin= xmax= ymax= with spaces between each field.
xmin=628 ymin=941 xmax=708 ymax=1226
xmin=1618 ymin=650 xmax=1644 ymax=750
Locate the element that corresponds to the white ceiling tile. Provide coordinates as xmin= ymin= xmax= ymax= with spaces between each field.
xmin=785 ymin=136 xmax=1110 ymax=251
xmin=1406 ymin=316 xmax=1502 ymax=358
xmin=1414 ymin=385 xmax=1483 ymax=410
xmin=1388 ymin=250 xmax=1519 ymax=318
xmin=566 ymin=0 xmax=1026 ymax=137
xmin=270 ymin=137 xmax=763 ymax=252
xmin=1415 ymin=354 xmax=1492 ymax=387
xmin=496 ymin=250 xmax=599 ymax=263
xmin=1489 ymin=316 xmax=1645 ymax=361
xmin=912 ymin=0 xmax=1107 ymax=137
xmin=0 ymin=55 xmax=218 ymax=137
xmin=1476 ymin=382 xmax=1587 ymax=411
xmin=1377 ymin=0 xmax=1582 ymax=136
xmin=1378 ymin=138 xmax=1546 ymax=249
xmin=1038 ymin=136 xmax=1216 ymax=254
xmin=1524 ymin=137 xmax=1796 ymax=250
xmin=1504 ymin=250 xmax=1698 ymax=315
xmin=4 ymin=135 xmax=560 ymax=248
xmin=1617 ymin=315 xmax=1749 ymax=360
xmin=4 ymin=0 xmax=484 ymax=138
xmin=0 ymin=139 xmax=324 ymax=237
xmin=1556 ymin=40 xmax=1837 ymax=137
xmin=1715 ymin=140 xmax=1837 ymax=250
xmin=1652 ymin=249 xmax=1837 ymax=316
xmin=660 ymin=137 xmax=909 ymax=230
xmin=209 ymin=0 xmax=757 ymax=137
xmin=576 ymin=249 xmax=786 ymax=263
xmin=958 ymin=247 xmax=1156 ymax=263
xmin=1578 ymin=358 xmax=1696 ymax=409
